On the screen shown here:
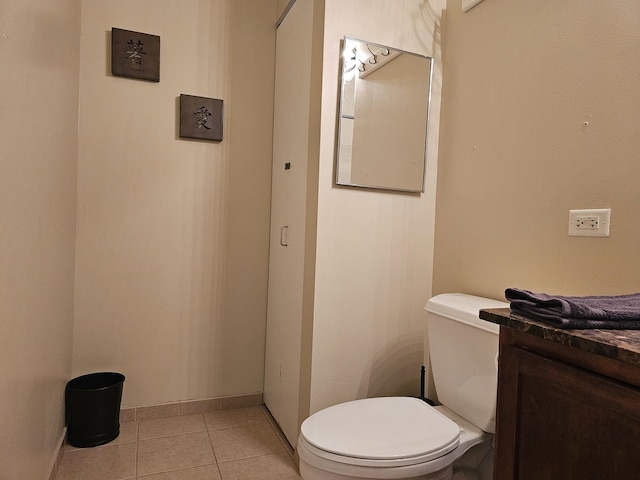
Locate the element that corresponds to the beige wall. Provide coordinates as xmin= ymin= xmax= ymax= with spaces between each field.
xmin=0 ymin=1 xmax=80 ymax=477
xmin=73 ymin=0 xmax=277 ymax=407
xmin=310 ymin=0 xmax=445 ymax=413
xmin=434 ymin=0 xmax=640 ymax=299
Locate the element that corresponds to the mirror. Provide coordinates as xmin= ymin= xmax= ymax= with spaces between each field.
xmin=336 ymin=37 xmax=433 ymax=193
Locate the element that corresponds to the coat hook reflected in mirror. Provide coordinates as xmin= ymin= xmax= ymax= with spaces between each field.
xmin=366 ymin=44 xmax=377 ymax=65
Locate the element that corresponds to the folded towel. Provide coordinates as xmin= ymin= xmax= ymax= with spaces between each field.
xmin=505 ymin=288 xmax=640 ymax=329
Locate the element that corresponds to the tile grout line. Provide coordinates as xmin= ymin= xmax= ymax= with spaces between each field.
xmin=134 ymin=420 xmax=139 ymax=479
xmin=203 ymin=413 xmax=224 ymax=479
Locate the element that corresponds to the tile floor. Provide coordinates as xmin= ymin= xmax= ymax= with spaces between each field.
xmin=55 ymin=406 xmax=301 ymax=480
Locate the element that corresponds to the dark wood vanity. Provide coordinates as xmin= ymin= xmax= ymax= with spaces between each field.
xmin=480 ymin=308 xmax=640 ymax=480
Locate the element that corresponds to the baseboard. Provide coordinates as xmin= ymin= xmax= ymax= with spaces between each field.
xmin=120 ymin=392 xmax=264 ymax=422
xmin=47 ymin=427 xmax=66 ymax=480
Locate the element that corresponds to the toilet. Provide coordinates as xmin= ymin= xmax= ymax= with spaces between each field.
xmin=297 ymin=293 xmax=509 ymax=480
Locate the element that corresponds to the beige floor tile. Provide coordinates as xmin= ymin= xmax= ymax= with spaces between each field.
xmin=55 ymin=442 xmax=136 ymax=480
xmin=209 ymin=423 xmax=287 ymax=462
xmin=138 ymin=464 xmax=221 ymax=480
xmin=139 ymin=413 xmax=206 ymax=440
xmin=203 ymin=407 xmax=267 ymax=431
xmin=112 ymin=420 xmax=139 ymax=445
xmin=217 ymin=453 xmax=301 ymax=480
xmin=64 ymin=421 xmax=138 ymax=451
xmin=262 ymin=407 xmax=295 ymax=458
xmin=137 ymin=431 xmax=215 ymax=476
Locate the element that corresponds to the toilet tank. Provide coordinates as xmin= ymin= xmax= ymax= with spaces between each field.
xmin=425 ymin=293 xmax=509 ymax=434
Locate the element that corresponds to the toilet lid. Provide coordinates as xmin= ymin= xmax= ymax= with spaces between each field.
xmin=300 ymin=397 xmax=460 ymax=462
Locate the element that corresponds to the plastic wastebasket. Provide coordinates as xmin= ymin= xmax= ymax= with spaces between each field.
xmin=65 ymin=372 xmax=125 ymax=448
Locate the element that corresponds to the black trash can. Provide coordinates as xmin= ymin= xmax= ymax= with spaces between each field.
xmin=65 ymin=372 xmax=125 ymax=448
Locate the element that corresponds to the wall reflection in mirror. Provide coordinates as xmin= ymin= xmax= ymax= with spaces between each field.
xmin=336 ymin=37 xmax=433 ymax=193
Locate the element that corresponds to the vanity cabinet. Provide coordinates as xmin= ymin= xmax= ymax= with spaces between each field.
xmin=480 ymin=309 xmax=640 ymax=480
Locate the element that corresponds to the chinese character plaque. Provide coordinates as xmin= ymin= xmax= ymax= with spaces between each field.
xmin=179 ymin=94 xmax=224 ymax=142
xmin=112 ymin=28 xmax=160 ymax=82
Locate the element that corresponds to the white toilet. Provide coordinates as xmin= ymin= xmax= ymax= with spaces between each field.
xmin=297 ymin=293 xmax=509 ymax=480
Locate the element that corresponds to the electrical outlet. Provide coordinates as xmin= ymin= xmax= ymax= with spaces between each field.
xmin=568 ymin=209 xmax=611 ymax=237
xmin=575 ymin=215 xmax=600 ymax=230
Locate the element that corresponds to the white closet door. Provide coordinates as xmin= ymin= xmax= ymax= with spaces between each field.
xmin=264 ymin=0 xmax=314 ymax=447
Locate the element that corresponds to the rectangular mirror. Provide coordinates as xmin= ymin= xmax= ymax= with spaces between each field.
xmin=336 ymin=37 xmax=433 ymax=193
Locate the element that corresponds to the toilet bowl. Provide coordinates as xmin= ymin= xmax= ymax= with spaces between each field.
xmin=297 ymin=397 xmax=491 ymax=480
xmin=297 ymin=294 xmax=508 ymax=480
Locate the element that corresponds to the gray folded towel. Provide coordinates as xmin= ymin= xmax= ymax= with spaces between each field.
xmin=505 ymin=288 xmax=640 ymax=329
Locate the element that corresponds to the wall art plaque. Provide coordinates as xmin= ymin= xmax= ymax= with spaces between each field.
xmin=111 ymin=27 xmax=160 ymax=82
xmin=179 ymin=94 xmax=224 ymax=142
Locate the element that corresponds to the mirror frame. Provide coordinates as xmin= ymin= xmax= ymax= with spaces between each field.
xmin=335 ymin=37 xmax=434 ymax=193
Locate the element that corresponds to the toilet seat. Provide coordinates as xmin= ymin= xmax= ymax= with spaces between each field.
xmin=299 ymin=397 xmax=460 ymax=468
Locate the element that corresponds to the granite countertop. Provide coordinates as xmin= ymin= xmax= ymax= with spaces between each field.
xmin=480 ymin=308 xmax=640 ymax=368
